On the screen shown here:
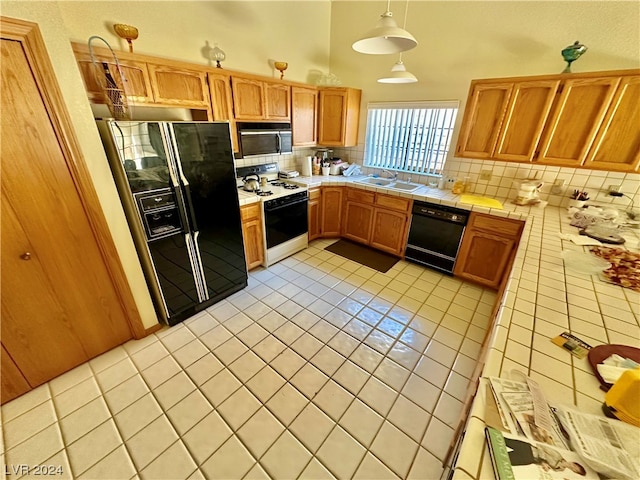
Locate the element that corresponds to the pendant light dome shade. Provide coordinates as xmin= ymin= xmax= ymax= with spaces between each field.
xmin=352 ymin=10 xmax=418 ymax=54
xmin=377 ymin=58 xmax=417 ymax=83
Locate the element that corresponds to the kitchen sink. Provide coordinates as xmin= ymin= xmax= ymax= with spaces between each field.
xmin=354 ymin=177 xmax=394 ymax=187
xmin=387 ymin=182 xmax=421 ymax=192
xmin=353 ymin=177 xmax=422 ymax=192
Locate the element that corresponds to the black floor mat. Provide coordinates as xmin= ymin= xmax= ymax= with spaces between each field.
xmin=324 ymin=239 xmax=399 ymax=273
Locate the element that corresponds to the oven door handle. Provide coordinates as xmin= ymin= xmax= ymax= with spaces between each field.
xmin=264 ymin=197 xmax=308 ymax=212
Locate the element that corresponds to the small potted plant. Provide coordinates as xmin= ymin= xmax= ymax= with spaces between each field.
xmin=569 ymin=190 xmax=589 ymax=207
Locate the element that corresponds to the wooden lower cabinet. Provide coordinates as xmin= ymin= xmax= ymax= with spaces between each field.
xmin=371 ymin=208 xmax=409 ymax=256
xmin=240 ymin=203 xmax=264 ymax=270
xmin=342 ymin=188 xmax=410 ymax=256
xmin=308 ymin=188 xmax=322 ymax=241
xmin=321 ymin=187 xmax=344 ymax=237
xmin=454 ymin=213 xmax=524 ymax=289
xmin=343 ymin=201 xmax=374 ymax=244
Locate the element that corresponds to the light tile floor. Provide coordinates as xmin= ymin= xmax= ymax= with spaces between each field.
xmin=1 ymin=239 xmax=496 ymax=480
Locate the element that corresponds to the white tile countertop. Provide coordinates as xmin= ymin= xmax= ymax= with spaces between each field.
xmin=238 ymin=173 xmax=640 ymax=479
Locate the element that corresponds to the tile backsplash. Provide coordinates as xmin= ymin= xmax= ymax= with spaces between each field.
xmin=234 ymin=144 xmax=638 ymax=212
xmin=327 ymin=144 xmax=639 ymax=211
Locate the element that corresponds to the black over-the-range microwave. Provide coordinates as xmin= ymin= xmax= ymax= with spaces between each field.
xmin=237 ymin=122 xmax=292 ymax=158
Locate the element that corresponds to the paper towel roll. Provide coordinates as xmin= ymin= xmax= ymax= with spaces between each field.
xmin=301 ymin=156 xmax=312 ymax=176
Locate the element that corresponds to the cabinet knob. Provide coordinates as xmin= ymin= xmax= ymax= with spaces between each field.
xmin=20 ymin=252 xmax=32 ymax=260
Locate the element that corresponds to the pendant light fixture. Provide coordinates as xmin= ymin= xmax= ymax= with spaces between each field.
xmin=352 ymin=0 xmax=418 ymax=55
xmin=377 ymin=1 xmax=417 ymax=83
xmin=377 ymin=54 xmax=418 ymax=83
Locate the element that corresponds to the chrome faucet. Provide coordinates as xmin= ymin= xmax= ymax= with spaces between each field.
xmin=382 ymin=169 xmax=398 ymax=180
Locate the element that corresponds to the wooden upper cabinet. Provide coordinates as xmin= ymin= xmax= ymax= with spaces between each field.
xmin=232 ymin=76 xmax=266 ymax=120
xmin=147 ymin=63 xmax=210 ymax=108
xmin=231 ymin=76 xmax=291 ymax=121
xmin=292 ymin=86 xmax=318 ymax=146
xmin=318 ymin=87 xmax=361 ymax=147
xmin=72 ymin=46 xmax=154 ymax=104
xmin=265 ymin=82 xmax=291 ymax=120
xmin=494 ymin=80 xmax=560 ymax=162
xmin=583 ymin=75 xmax=640 ymax=172
xmin=208 ymin=72 xmax=238 ymax=152
xmin=456 ymin=82 xmax=513 ymax=159
xmin=537 ymin=77 xmax=620 ymax=166
xmin=455 ymin=69 xmax=640 ymax=172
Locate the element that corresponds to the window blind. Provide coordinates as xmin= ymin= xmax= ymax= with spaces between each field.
xmin=364 ymin=101 xmax=459 ymax=175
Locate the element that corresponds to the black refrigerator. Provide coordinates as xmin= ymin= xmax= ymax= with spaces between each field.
xmin=97 ymin=120 xmax=247 ymax=326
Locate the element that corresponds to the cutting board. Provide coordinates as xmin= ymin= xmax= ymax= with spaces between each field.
xmin=460 ymin=194 xmax=504 ymax=209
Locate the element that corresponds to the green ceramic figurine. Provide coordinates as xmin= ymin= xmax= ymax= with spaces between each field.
xmin=561 ymin=41 xmax=588 ymax=73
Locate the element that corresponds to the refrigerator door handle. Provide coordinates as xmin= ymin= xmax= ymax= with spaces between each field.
xmin=192 ymin=231 xmax=209 ymax=301
xmin=165 ymin=124 xmax=199 ymax=231
xmin=184 ymin=232 xmax=206 ymax=303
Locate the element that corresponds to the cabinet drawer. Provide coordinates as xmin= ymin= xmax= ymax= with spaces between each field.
xmin=375 ymin=193 xmax=410 ymax=212
xmin=240 ymin=203 xmax=261 ymax=222
xmin=308 ymin=188 xmax=321 ymax=201
xmin=347 ymin=188 xmax=374 ymax=204
xmin=469 ymin=213 xmax=523 ymax=237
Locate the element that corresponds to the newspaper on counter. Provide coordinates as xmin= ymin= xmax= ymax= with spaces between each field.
xmin=556 ymin=407 xmax=640 ymax=480
xmin=488 ymin=377 xmax=570 ymax=449
xmin=486 ymin=373 xmax=640 ymax=480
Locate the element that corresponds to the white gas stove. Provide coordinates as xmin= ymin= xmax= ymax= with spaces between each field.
xmin=236 ymin=163 xmax=308 ymax=267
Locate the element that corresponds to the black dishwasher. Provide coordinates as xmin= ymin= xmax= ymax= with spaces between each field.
xmin=405 ymin=201 xmax=469 ymax=274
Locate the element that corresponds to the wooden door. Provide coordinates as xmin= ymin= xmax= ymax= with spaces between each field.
xmin=292 ymin=86 xmax=318 ymax=146
xmin=584 ymin=75 xmax=640 ymax=172
xmin=240 ymin=204 xmax=264 ymax=270
xmin=232 ymin=76 xmax=265 ymax=120
xmin=208 ymin=71 xmax=238 ymax=152
xmin=370 ymin=208 xmax=407 ymax=256
xmin=455 ymin=82 xmax=513 ymax=159
xmin=308 ymin=188 xmax=322 ymax=240
xmin=1 ymin=20 xmax=138 ymax=402
xmin=147 ymin=63 xmax=211 ymax=107
xmin=265 ymin=82 xmax=290 ymax=120
xmin=321 ymin=187 xmax=344 ymax=237
xmin=536 ymin=77 xmax=620 ymax=166
xmin=494 ymin=80 xmax=560 ymax=162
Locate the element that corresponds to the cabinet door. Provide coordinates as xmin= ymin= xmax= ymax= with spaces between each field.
xmin=308 ymin=188 xmax=322 ymax=240
xmin=232 ymin=76 xmax=266 ymax=120
xmin=265 ymin=82 xmax=291 ymax=120
xmin=73 ymin=47 xmax=154 ymax=104
xmin=584 ymin=75 xmax=640 ymax=172
xmin=1 ymin=38 xmax=134 ymax=395
xmin=454 ymin=230 xmax=515 ymax=289
xmin=240 ymin=204 xmax=264 ymax=270
xmin=342 ymin=202 xmax=374 ymax=245
xmin=208 ymin=72 xmax=239 ymax=152
xmin=536 ymin=77 xmax=620 ymax=166
xmin=292 ymin=86 xmax=318 ymax=146
xmin=494 ymin=80 xmax=560 ymax=162
xmin=321 ymin=187 xmax=344 ymax=237
xmin=370 ymin=208 xmax=408 ymax=256
xmin=455 ymin=82 xmax=513 ymax=159
xmin=147 ymin=63 xmax=211 ymax=107
xmin=318 ymin=88 xmax=361 ymax=147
